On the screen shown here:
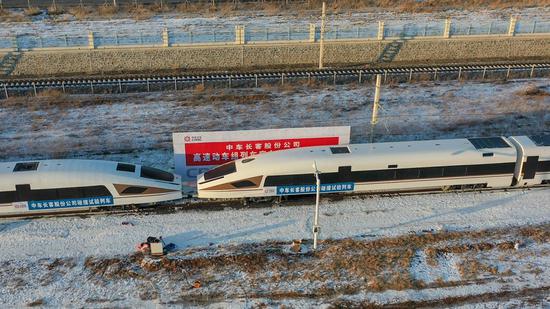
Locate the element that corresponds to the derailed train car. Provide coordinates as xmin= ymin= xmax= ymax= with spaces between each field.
xmin=0 ymin=160 xmax=182 ymax=216
xmin=197 ymin=135 xmax=550 ymax=199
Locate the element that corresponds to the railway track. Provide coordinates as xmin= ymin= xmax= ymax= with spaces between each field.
xmin=2 ymin=184 xmax=548 ymax=221
xmin=1 ymin=62 xmax=549 ymax=98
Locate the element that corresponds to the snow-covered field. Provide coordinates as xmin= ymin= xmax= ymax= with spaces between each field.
xmin=1 ymin=78 xmax=548 ymax=172
xmin=0 ymin=188 xmax=549 ymax=307
xmin=0 ymin=76 xmax=548 ymax=306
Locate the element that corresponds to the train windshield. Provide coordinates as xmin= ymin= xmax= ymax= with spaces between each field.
xmin=204 ymin=162 xmax=236 ymax=181
xmin=140 ymin=166 xmax=175 ymax=182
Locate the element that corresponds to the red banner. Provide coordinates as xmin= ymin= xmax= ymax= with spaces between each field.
xmin=184 ymin=137 xmax=339 ymax=166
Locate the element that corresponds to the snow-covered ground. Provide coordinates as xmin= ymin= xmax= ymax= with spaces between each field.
xmin=0 ymin=188 xmax=548 ymax=261
xmin=1 ymin=78 xmax=548 ymax=173
xmin=0 ymin=188 xmax=549 ymax=307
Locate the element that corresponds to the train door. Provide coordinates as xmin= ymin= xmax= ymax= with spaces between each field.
xmin=339 ymin=166 xmax=352 ymax=182
xmin=15 ymin=184 xmax=31 ymax=202
xmin=523 ymin=156 xmax=539 ymax=180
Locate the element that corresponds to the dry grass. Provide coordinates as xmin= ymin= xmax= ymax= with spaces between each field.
xmin=26 ymin=299 xmax=45 ymax=307
xmin=47 ymin=4 xmax=65 ymax=15
xmin=24 ymin=6 xmax=41 ymax=16
xmin=515 ymin=84 xmax=550 ymax=97
xmin=128 ymin=4 xmax=153 ymax=20
xmin=97 ymin=3 xmax=117 ymax=16
xmin=67 ymin=6 xmax=93 ymax=20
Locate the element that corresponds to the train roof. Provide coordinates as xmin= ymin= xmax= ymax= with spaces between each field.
xmin=0 ymin=159 xmax=120 ymax=177
xmin=252 ymin=136 xmax=515 ymax=162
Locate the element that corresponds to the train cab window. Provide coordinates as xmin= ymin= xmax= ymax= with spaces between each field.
xmin=231 ymin=180 xmax=256 ymax=188
xmin=204 ymin=162 xmax=236 ymax=181
xmin=13 ymin=162 xmax=39 ymax=172
xmin=330 ymin=147 xmax=350 ymax=154
xmin=141 ymin=166 xmax=175 ymax=182
xmin=388 ymin=164 xmax=398 ymax=168
xmin=468 ymin=137 xmax=511 ymax=149
xmin=117 ymin=163 xmax=136 ymax=173
xmin=482 ymin=153 xmax=494 ymax=157
xmin=121 ymin=187 xmax=148 ymax=195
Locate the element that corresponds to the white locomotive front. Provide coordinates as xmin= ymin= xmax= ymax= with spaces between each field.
xmin=0 ymin=159 xmax=182 ymax=216
xmin=197 ymin=135 xmax=550 ymax=199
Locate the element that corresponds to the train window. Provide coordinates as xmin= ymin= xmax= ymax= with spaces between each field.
xmin=419 ymin=167 xmax=443 ymax=178
xmin=31 ymin=189 xmax=59 ymax=201
xmin=117 ymin=163 xmax=136 ymax=173
xmin=467 ymin=163 xmax=515 ymax=176
xmin=468 ymin=137 xmax=511 ymax=149
xmin=141 ymin=166 xmax=175 ymax=182
xmin=330 ymin=147 xmax=350 ymax=154
xmin=83 ymin=186 xmax=111 ymax=197
xmin=363 ymin=170 xmax=396 ymax=182
xmin=443 ymin=166 xmax=467 ymax=177
xmin=204 ymin=162 xmax=236 ymax=181
xmin=264 ymin=174 xmax=316 ymax=186
xmin=13 ymin=162 xmax=39 ymax=172
xmin=388 ymin=164 xmax=398 ymax=168
xmin=320 ymin=172 xmax=340 ymax=184
xmin=57 ymin=187 xmax=84 ymax=199
xmin=482 ymin=153 xmax=494 ymax=157
xmin=121 ymin=186 xmax=148 ymax=195
xmin=538 ymin=161 xmax=550 ymax=172
xmin=0 ymin=191 xmax=16 ymax=204
xmin=231 ymin=180 xmax=256 ymax=188
xmin=242 ymin=158 xmax=255 ymax=164
xmin=396 ymin=168 xmax=419 ymax=180
xmin=529 ymin=135 xmax=550 ymax=147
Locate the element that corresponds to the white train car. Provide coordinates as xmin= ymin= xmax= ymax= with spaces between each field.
xmin=197 ymin=136 xmax=522 ymax=199
xmin=509 ymin=135 xmax=550 ymax=186
xmin=0 ymin=160 xmax=182 ymax=216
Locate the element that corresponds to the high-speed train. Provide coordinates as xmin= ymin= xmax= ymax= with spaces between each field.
xmin=0 ymin=159 xmax=182 ymax=216
xmin=197 ymin=135 xmax=550 ymax=199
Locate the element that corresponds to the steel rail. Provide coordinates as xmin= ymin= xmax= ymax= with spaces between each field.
xmin=0 ymin=62 xmax=549 ymax=99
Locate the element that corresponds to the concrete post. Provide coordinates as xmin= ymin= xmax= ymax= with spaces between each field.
xmin=508 ymin=16 xmax=517 ymax=36
xmin=235 ymin=25 xmax=245 ymax=44
xmin=309 ymin=23 xmax=316 ymax=43
xmin=443 ymin=17 xmax=451 ymax=38
xmin=162 ymin=28 xmax=169 ymax=47
xmin=12 ymin=36 xmax=18 ymax=51
xmin=377 ymin=21 xmax=384 ymax=40
xmin=88 ymin=31 xmax=95 ymax=49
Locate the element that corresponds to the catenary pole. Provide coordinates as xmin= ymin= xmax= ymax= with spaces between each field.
xmin=370 ymin=74 xmax=382 ymax=143
xmin=312 ymin=161 xmax=321 ymax=250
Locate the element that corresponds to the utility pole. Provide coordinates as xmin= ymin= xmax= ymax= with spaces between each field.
xmin=370 ymin=74 xmax=382 ymax=143
xmin=312 ymin=161 xmax=321 ymax=250
xmin=318 ymin=2 xmax=326 ymax=69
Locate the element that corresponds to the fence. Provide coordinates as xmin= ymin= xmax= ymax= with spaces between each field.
xmin=1 ymin=16 xmax=549 ymax=51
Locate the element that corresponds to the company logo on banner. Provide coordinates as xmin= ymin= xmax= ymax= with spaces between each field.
xmin=173 ymin=126 xmax=350 ymax=183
